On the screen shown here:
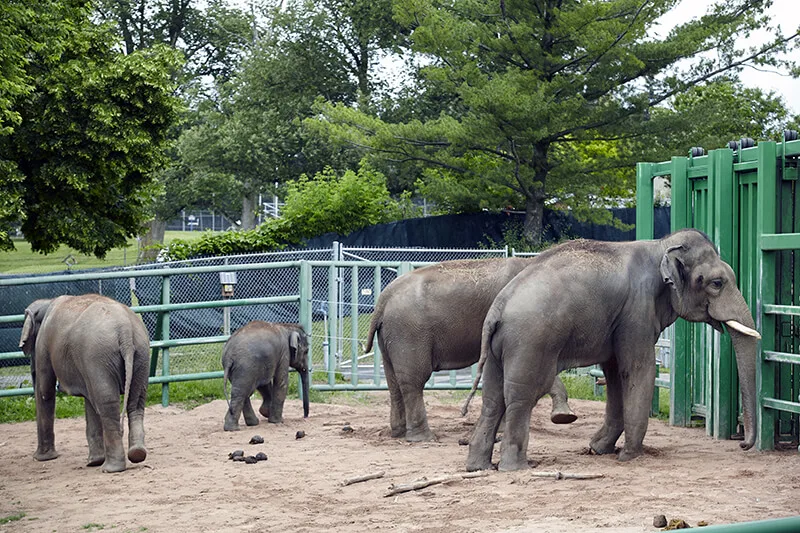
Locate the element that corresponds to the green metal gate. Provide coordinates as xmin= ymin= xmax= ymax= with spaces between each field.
xmin=637 ymin=133 xmax=800 ymax=450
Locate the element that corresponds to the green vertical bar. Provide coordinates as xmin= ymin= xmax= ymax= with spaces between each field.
xmin=636 ymin=162 xmax=655 ymax=240
xmin=757 ymin=141 xmax=777 ymax=450
xmin=160 ymin=276 xmax=171 ymax=407
xmin=712 ymin=148 xmax=735 ymax=440
xmin=299 ymin=261 xmax=312 ymax=397
xmin=327 ymin=264 xmax=337 ymax=387
xmin=350 ymin=266 xmax=359 ymax=386
xmin=670 ymin=156 xmax=692 ymax=427
xmin=373 ymin=266 xmax=382 ymax=386
xmin=778 ymin=173 xmax=793 ymax=438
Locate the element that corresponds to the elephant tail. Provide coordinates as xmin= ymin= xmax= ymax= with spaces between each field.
xmin=460 ymin=311 xmax=500 ymax=417
xmin=120 ymin=330 xmax=135 ymax=429
xmin=362 ymin=303 xmax=383 ymax=355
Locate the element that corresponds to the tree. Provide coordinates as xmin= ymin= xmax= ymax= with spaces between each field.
xmin=313 ymin=0 xmax=800 ymax=245
xmin=0 ymin=0 xmax=182 ymax=256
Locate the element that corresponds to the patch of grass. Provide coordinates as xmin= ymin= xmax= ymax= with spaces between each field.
xmin=0 ymin=231 xmax=209 ymax=275
xmin=82 ymin=523 xmax=105 ymax=531
xmin=0 ymin=512 xmax=26 ymax=525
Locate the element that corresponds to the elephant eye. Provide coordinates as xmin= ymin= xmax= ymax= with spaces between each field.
xmin=711 ymin=279 xmax=723 ymax=289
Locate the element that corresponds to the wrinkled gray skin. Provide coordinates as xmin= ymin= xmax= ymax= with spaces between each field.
xmin=223 ymin=321 xmax=310 ymax=431
xmin=19 ymin=294 xmax=149 ymax=473
xmin=464 ymin=229 xmax=761 ymax=471
xmin=364 ymin=258 xmax=576 ymax=442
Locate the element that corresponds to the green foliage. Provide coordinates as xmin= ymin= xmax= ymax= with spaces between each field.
xmin=0 ymin=0 xmax=183 ymax=256
xmin=165 ymin=164 xmax=405 ymax=259
xmin=313 ymin=0 xmax=799 ymax=245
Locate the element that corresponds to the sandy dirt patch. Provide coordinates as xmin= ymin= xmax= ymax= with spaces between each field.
xmin=1 ymin=392 xmax=799 ymax=532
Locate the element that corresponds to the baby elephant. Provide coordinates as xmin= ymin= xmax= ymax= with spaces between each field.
xmin=222 ymin=321 xmax=310 ymax=431
xmin=19 ymin=294 xmax=149 ymax=473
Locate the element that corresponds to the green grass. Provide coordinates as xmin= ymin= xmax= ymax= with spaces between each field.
xmin=0 ymin=512 xmax=26 ymax=525
xmin=0 ymin=231 xmax=211 ymax=275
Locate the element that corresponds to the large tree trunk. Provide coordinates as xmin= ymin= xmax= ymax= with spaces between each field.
xmin=520 ymin=141 xmax=550 ymax=247
xmin=138 ymin=218 xmax=167 ymax=263
xmin=240 ymin=193 xmax=258 ymax=230
xmin=522 ymin=194 xmax=545 ymax=248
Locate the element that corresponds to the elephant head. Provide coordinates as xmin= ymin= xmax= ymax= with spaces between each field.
xmin=660 ymin=229 xmax=760 ymax=449
xmin=289 ymin=329 xmax=310 ymax=418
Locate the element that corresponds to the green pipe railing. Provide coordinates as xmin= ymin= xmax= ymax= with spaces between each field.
xmin=691 ymin=516 xmax=800 ymax=532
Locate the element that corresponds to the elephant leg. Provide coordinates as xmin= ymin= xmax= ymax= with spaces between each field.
xmin=548 ymin=376 xmax=577 ymax=424
xmin=224 ymin=382 xmax=253 ymax=431
xmin=33 ymin=366 xmax=59 ymax=462
xmin=269 ymin=383 xmax=287 ymax=424
xmin=617 ymin=351 xmax=657 ymax=462
xmin=382 ymin=354 xmax=407 ymax=438
xmin=257 ymin=384 xmax=272 ymax=419
xmin=401 ymin=381 xmax=435 ymax=442
xmin=590 ymin=360 xmax=625 ymax=455
xmin=498 ymin=363 xmax=554 ymax=471
xmin=84 ymin=399 xmax=105 ymax=466
xmin=243 ymin=397 xmax=260 ymax=426
xmin=90 ymin=391 xmax=127 ymax=473
xmin=466 ymin=353 xmax=505 ymax=471
xmin=126 ymin=390 xmax=147 ymax=464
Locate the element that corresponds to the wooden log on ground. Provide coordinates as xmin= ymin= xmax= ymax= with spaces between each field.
xmin=384 ymin=471 xmax=489 ymax=497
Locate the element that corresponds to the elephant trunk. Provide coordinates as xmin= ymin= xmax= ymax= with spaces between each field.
xmin=300 ymin=369 xmax=310 ymax=418
xmin=711 ymin=289 xmax=759 ymax=450
xmin=730 ymin=329 xmax=758 ymax=450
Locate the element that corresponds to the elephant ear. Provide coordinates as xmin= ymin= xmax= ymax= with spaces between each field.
xmin=660 ymin=244 xmax=687 ymax=293
xmin=289 ymin=330 xmax=300 ymax=353
xmin=19 ymin=310 xmax=35 ymax=349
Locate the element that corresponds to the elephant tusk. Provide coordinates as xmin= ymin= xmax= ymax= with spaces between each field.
xmin=725 ymin=320 xmax=761 ymax=339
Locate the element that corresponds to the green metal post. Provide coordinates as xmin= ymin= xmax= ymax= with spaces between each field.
xmin=711 ymin=148 xmax=736 ymax=440
xmin=350 ymin=266 xmax=359 ymax=386
xmin=372 ymin=266 xmax=382 ymax=386
xmin=669 ymin=155 xmax=692 ymax=427
xmin=327 ymin=263 xmax=338 ymax=387
xmin=757 ymin=141 xmax=778 ymax=450
xmin=160 ymin=275 xmax=171 ymax=407
xmin=298 ymin=261 xmax=312 ymax=397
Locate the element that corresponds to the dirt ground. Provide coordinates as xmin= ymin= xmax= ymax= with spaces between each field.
xmin=1 ymin=392 xmax=799 ymax=533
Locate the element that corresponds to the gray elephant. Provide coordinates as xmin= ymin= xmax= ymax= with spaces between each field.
xmin=18 ymin=294 xmax=149 ymax=473
xmin=222 ymin=321 xmax=310 ymax=431
xmin=364 ymin=257 xmax=576 ymax=442
xmin=463 ymin=229 xmax=761 ymax=471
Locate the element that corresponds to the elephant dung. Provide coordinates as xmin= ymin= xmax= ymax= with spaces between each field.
xmin=255 ymin=452 xmax=268 ymax=462
xmin=249 ymin=435 xmax=264 ymax=444
xmin=296 ymin=431 xmax=305 ymax=439
xmin=653 ymin=515 xmax=668 ymax=528
xmin=244 ymin=456 xmax=258 ymax=464
xmin=228 ymin=450 xmax=244 ymax=460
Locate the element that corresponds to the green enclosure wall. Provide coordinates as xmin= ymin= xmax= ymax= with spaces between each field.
xmin=637 ymin=136 xmax=800 ymax=450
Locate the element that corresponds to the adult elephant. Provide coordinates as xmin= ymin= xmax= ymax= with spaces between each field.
xmin=463 ymin=229 xmax=761 ymax=471
xmin=19 ymin=294 xmax=149 ymax=473
xmin=364 ymin=257 xmax=576 ymax=442
xmin=222 ymin=321 xmax=310 ymax=431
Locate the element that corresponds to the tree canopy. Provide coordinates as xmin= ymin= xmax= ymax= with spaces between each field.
xmin=0 ymin=0 xmax=183 ymax=256
xmin=312 ymin=0 xmax=800 ymax=244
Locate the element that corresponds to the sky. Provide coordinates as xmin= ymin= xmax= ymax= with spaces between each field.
xmin=654 ymin=0 xmax=800 ymax=115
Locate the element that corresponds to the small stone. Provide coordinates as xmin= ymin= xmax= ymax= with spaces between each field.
xmin=249 ymin=435 xmax=264 ymax=444
xmin=296 ymin=431 xmax=305 ymax=439
xmin=653 ymin=515 xmax=668 ymax=528
xmin=458 ymin=438 xmax=469 ymax=446
xmin=342 ymin=425 xmax=354 ymax=433
xmin=254 ymin=452 xmax=268 ymax=462
xmin=697 ymin=520 xmax=708 ymax=527
xmin=244 ymin=455 xmax=258 ymax=464
xmin=228 ymin=450 xmax=244 ymax=460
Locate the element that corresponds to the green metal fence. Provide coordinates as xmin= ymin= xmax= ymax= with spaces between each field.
xmin=637 ymin=133 xmax=800 ymax=450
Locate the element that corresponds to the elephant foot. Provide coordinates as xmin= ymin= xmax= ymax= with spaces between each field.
xmin=33 ymin=449 xmax=59 ymax=462
xmin=465 ymin=458 xmax=494 ymax=472
xmin=259 ymin=406 xmax=270 ymax=418
xmin=223 ymin=421 xmax=241 ymax=432
xmin=589 ymin=436 xmax=619 ymax=455
xmin=390 ymin=427 xmax=406 ymax=439
xmin=617 ymin=447 xmax=643 ymax=462
xmin=498 ymin=458 xmax=533 ymax=472
xmin=87 ymin=454 xmax=104 ymax=467
xmin=244 ymin=417 xmax=260 ymax=427
xmin=267 ymin=417 xmax=283 ymax=424
xmin=128 ymin=446 xmax=147 ymax=464
xmin=101 ymin=459 xmax=127 ymax=473
xmin=550 ymin=412 xmax=577 ymax=424
xmin=405 ymin=430 xmax=436 ymax=443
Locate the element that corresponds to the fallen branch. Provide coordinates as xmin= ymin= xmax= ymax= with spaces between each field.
xmin=530 ymin=471 xmax=604 ymax=480
xmin=323 ymin=422 xmax=349 ymax=427
xmin=384 ymin=471 xmax=489 ymax=497
xmin=342 ymin=471 xmax=385 ymax=486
